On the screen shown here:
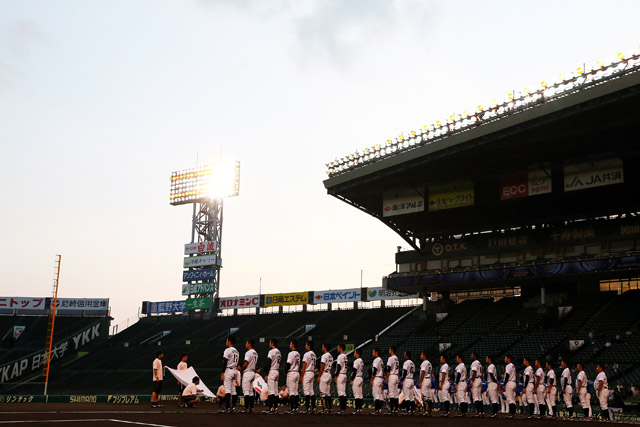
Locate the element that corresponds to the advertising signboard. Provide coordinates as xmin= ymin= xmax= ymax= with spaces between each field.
xmin=312 ymin=288 xmax=362 ymax=304
xmin=183 ymin=268 xmax=216 ymax=282
xmin=184 ymin=241 xmax=217 ymax=255
xmin=186 ymin=297 xmax=211 ymax=311
xmin=183 ymin=255 xmax=221 ymax=268
xmin=564 ymin=158 xmax=624 ymax=192
xmin=219 ymin=295 xmax=260 ymax=309
xmin=428 ymin=182 xmax=474 ymax=212
xmin=264 ymin=292 xmax=309 ymax=307
xmin=182 ymin=282 xmax=216 ymax=296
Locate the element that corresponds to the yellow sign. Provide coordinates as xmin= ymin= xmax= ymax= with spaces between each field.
xmin=428 ymin=182 xmax=474 ymax=212
xmin=264 ymin=292 xmax=309 ymax=307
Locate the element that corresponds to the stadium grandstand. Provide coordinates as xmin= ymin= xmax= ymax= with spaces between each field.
xmin=2 ymin=49 xmax=640 ymax=421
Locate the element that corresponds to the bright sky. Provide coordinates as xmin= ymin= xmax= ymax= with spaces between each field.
xmin=1 ymin=0 xmax=638 ymax=327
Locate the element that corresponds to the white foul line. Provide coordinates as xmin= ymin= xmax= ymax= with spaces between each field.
xmin=0 ymin=419 xmax=175 ymax=427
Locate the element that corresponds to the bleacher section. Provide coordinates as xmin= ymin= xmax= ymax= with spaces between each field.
xmin=3 ymin=289 xmax=640 ymax=399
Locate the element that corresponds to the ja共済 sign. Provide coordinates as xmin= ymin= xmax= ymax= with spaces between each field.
xmin=564 ymin=158 xmax=623 ymax=192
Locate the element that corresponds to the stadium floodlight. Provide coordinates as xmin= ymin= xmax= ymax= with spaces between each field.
xmin=169 ymin=161 xmax=240 ymax=206
xmin=325 ymin=47 xmax=640 ymax=177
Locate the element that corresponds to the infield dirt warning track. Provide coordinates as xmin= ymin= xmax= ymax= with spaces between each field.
xmin=0 ymin=404 xmax=631 ymax=427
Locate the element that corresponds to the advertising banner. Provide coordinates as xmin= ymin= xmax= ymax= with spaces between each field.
xmin=219 ymin=295 xmax=260 ymax=309
xmin=436 ymin=313 xmax=448 ymax=322
xmin=183 ymin=255 xmax=221 ymax=268
xmin=183 ymin=268 xmax=216 ymax=282
xmin=439 ymin=343 xmax=452 ymax=352
xmin=428 ymin=182 xmax=474 ymax=212
xmin=53 ymin=298 xmax=109 ymax=311
xmin=184 ymin=241 xmax=217 ymax=255
xmin=0 ymin=297 xmax=46 ymax=311
xmin=564 ymin=158 xmax=624 ymax=192
xmin=0 ymin=321 xmax=104 ymax=383
xmin=569 ymin=339 xmax=585 ymax=351
xmin=181 ymin=282 xmax=216 ymax=296
xmin=264 ymin=292 xmax=309 ymax=307
xmin=312 ymin=288 xmax=362 ymax=304
xmin=500 ymin=170 xmax=552 ymax=200
xmin=185 ymin=297 xmax=211 ymax=311
xmin=383 ymin=191 xmax=425 ymax=217
xmin=147 ymin=300 xmax=187 ymax=314
xmin=365 ymin=287 xmax=418 ymax=301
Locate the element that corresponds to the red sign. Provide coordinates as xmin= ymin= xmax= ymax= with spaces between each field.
xmin=219 ymin=296 xmax=260 ymax=309
xmin=500 ymin=170 xmax=552 ymax=200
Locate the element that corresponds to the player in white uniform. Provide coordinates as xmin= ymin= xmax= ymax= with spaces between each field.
xmin=263 ymin=338 xmax=281 ymax=414
xmin=455 ymin=355 xmax=469 ymax=415
xmin=317 ymin=343 xmax=334 ymax=414
xmin=439 ymin=354 xmax=451 ymax=416
xmin=334 ymin=343 xmax=348 ymax=414
xmin=545 ymin=362 xmax=558 ymax=418
xmin=177 ymin=353 xmax=188 ymax=408
xmin=534 ymin=359 xmax=547 ymax=417
xmin=595 ymin=364 xmax=610 ymax=421
xmin=575 ymin=363 xmax=591 ymax=419
xmin=469 ymin=353 xmax=483 ymax=416
xmin=502 ymin=355 xmax=517 ymax=417
xmin=350 ymin=348 xmax=364 ymax=414
xmin=284 ymin=340 xmax=301 ymax=414
xmin=371 ymin=348 xmax=384 ymax=415
xmin=419 ymin=351 xmax=434 ymax=415
xmin=401 ymin=351 xmax=416 ymax=414
xmin=239 ymin=339 xmax=258 ymax=413
xmin=522 ymin=357 xmax=535 ymax=417
xmin=221 ymin=336 xmax=240 ymax=413
xmin=300 ymin=340 xmax=317 ymax=414
xmin=485 ymin=356 xmax=499 ymax=417
xmin=560 ymin=360 xmax=573 ymax=418
xmin=386 ymin=346 xmax=400 ymax=415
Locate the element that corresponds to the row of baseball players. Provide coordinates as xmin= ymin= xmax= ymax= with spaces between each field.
xmin=219 ymin=335 xmax=611 ymax=419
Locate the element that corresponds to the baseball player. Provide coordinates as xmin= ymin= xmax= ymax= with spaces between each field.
xmin=386 ymin=346 xmax=400 ymax=415
xmin=469 ymin=352 xmax=483 ymax=416
xmin=534 ymin=359 xmax=546 ymax=417
xmin=263 ymin=338 xmax=281 ymax=414
xmin=350 ymin=348 xmax=364 ymax=414
xmin=455 ymin=355 xmax=469 ymax=416
xmin=575 ymin=363 xmax=591 ymax=419
xmin=560 ymin=360 xmax=573 ymax=418
xmin=334 ymin=343 xmax=348 ymax=414
xmin=317 ymin=343 xmax=334 ymax=414
xmin=595 ymin=364 xmax=610 ymax=421
xmin=285 ymin=340 xmax=301 ymax=414
xmin=221 ymin=336 xmax=240 ymax=413
xmin=371 ymin=348 xmax=384 ymax=415
xmin=438 ymin=354 xmax=451 ymax=416
xmin=485 ymin=356 xmax=499 ymax=417
xmin=545 ymin=361 xmax=557 ymax=418
xmin=502 ymin=355 xmax=517 ymax=417
xmin=522 ymin=357 xmax=535 ymax=417
xmin=300 ymin=340 xmax=317 ymax=414
xmin=401 ymin=351 xmax=416 ymax=414
xmin=239 ymin=339 xmax=258 ymax=413
xmin=419 ymin=350 xmax=433 ymax=415
xmin=177 ymin=353 xmax=188 ymax=408
xmin=151 ymin=351 xmax=164 ymax=408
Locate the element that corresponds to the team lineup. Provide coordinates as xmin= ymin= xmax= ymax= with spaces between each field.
xmin=153 ymin=335 xmax=612 ymax=420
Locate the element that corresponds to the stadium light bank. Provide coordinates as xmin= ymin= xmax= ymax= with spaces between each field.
xmin=325 ymin=48 xmax=640 ymax=177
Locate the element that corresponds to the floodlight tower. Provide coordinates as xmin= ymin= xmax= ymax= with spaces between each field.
xmin=169 ymin=161 xmax=240 ymax=316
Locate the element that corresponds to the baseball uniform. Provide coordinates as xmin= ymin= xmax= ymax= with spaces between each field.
xmin=439 ymin=363 xmax=450 ymax=402
xmin=242 ymin=349 xmax=258 ymax=396
xmin=546 ymin=368 xmax=557 ymax=414
xmin=470 ymin=360 xmax=483 ymax=406
xmin=455 ymin=362 xmax=469 ymax=404
xmin=486 ymin=363 xmax=499 ymax=405
xmin=336 ymin=353 xmax=348 ymax=397
xmin=223 ymin=347 xmax=240 ymax=395
xmin=319 ymin=352 xmax=333 ymax=397
xmin=372 ymin=356 xmax=384 ymax=402
xmin=576 ymin=370 xmax=591 ymax=417
xmin=352 ymin=357 xmax=364 ymax=399
xmin=561 ymin=367 xmax=573 ymax=415
xmin=595 ymin=371 xmax=609 ymax=419
xmin=286 ymin=350 xmax=300 ymax=396
xmin=387 ymin=355 xmax=400 ymax=399
xmin=420 ymin=360 xmax=433 ymax=402
xmin=402 ymin=359 xmax=416 ymax=402
xmin=267 ymin=347 xmax=281 ymax=398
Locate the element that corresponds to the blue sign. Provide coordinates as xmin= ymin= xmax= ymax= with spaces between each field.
xmin=148 ymin=300 xmax=186 ymax=314
xmin=183 ymin=268 xmax=216 ymax=282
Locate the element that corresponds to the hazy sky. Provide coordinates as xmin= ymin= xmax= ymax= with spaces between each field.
xmin=1 ymin=0 xmax=638 ymax=327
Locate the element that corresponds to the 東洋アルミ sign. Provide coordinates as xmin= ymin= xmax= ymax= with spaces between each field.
xmin=183 ymin=255 xmax=221 ymax=268
xmin=184 ymin=241 xmax=217 ymax=255
xmin=564 ymin=158 xmax=624 ymax=192
xmin=428 ymin=182 xmax=474 ymax=212
xmin=186 ymin=297 xmax=211 ymax=311
xmin=219 ymin=295 xmax=260 ymax=309
xmin=264 ymin=292 xmax=309 ymax=307
xmin=500 ymin=170 xmax=552 ymax=200
xmin=313 ymin=289 xmax=362 ymax=304
xmin=383 ymin=192 xmax=425 ymax=217
xmin=182 ymin=282 xmax=215 ymax=296
xmin=183 ymin=268 xmax=216 ymax=282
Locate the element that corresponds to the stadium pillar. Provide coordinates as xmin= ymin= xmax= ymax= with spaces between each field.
xmin=422 ymin=295 xmax=428 ymax=311
xmin=381 ymin=300 xmax=385 ymax=309
xmin=302 ymin=305 xmax=307 ymax=312
xmin=541 ymin=285 xmax=546 ymax=306
xmin=328 ymin=303 xmax=332 ymax=311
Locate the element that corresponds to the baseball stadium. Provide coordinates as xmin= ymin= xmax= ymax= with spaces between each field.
xmin=2 ymin=48 xmax=640 ymax=427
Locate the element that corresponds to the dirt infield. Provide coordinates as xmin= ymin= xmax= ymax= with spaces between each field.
xmin=0 ymin=404 xmax=630 ymax=427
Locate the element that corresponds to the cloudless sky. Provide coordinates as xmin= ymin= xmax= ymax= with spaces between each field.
xmin=1 ymin=0 xmax=638 ymax=327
